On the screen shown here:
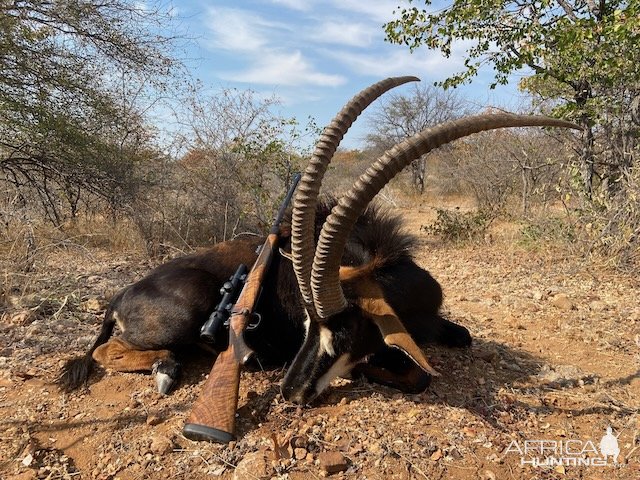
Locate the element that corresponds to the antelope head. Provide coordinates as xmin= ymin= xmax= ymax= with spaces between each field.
xmin=281 ymin=76 xmax=578 ymax=404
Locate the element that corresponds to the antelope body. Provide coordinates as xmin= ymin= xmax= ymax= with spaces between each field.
xmin=59 ymin=77 xmax=577 ymax=403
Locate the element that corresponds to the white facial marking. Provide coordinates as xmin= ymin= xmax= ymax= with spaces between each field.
xmin=303 ymin=313 xmax=311 ymax=340
xmin=314 ymin=354 xmax=352 ymax=396
xmin=318 ymin=325 xmax=335 ymax=357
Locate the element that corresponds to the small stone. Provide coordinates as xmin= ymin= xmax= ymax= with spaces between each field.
xmin=430 ymin=449 xmax=442 ymax=461
xmin=537 ymin=364 xmax=582 ymax=383
xmin=21 ymin=453 xmax=34 ymax=467
xmin=294 ymin=448 xmax=307 ymax=460
xmin=481 ymin=469 xmax=497 ymax=480
xmin=368 ymin=442 xmax=383 ymax=455
xmin=417 ymin=435 xmax=433 ymax=447
xmin=291 ymin=436 xmax=307 ymax=448
xmin=554 ymin=465 xmax=566 ymax=474
xmin=146 ymin=415 xmax=162 ymax=426
xmin=150 ymin=435 xmax=173 ymax=455
xmin=449 ymin=447 xmax=463 ymax=459
xmin=478 ymin=350 xmax=497 ymax=363
xmin=82 ymin=297 xmax=107 ymax=312
xmin=11 ymin=472 xmax=36 ymax=480
xmin=406 ymin=408 xmax=420 ymax=419
xmin=551 ymin=294 xmax=574 ymax=310
xmin=211 ymin=466 xmax=226 ymax=475
xmin=11 ymin=310 xmax=36 ymax=326
xmin=317 ymin=451 xmax=348 ymax=474
xmin=234 ymin=451 xmax=269 ymax=480
xmin=349 ymin=443 xmax=364 ymax=455
xmin=462 ymin=427 xmax=476 ymax=437
xmin=629 ymin=377 xmax=640 ymax=395
xmin=246 ymin=390 xmax=258 ymax=400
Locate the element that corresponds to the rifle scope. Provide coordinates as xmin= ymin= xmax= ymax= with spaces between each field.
xmin=200 ymin=263 xmax=248 ymax=344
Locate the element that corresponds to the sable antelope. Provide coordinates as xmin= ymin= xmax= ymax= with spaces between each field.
xmin=58 ymin=77 xmax=577 ymax=403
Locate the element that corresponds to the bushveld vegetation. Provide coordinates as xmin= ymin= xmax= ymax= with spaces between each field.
xmin=386 ymin=0 xmax=640 ymax=269
xmin=1 ymin=0 xmax=638 ymax=283
xmin=1 ymin=3 xmax=639 ymax=479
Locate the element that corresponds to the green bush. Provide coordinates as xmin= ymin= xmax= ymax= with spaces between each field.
xmin=519 ymin=217 xmax=577 ymax=246
xmin=422 ymin=208 xmax=492 ymax=243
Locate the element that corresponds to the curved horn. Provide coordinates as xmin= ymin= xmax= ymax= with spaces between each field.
xmin=311 ymin=113 xmax=579 ymax=318
xmin=291 ymin=76 xmax=419 ymax=309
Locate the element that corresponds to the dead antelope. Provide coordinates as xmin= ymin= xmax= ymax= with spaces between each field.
xmin=59 ymin=76 xmax=577 ymax=403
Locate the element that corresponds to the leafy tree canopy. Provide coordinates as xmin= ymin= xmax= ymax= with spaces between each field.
xmin=0 ymin=0 xmax=179 ymax=223
xmin=385 ymin=1 xmax=640 ymax=197
xmin=385 ymin=1 xmax=639 ymax=95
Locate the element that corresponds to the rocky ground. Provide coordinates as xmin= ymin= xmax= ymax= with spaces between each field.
xmin=1 ymin=208 xmax=639 ymax=479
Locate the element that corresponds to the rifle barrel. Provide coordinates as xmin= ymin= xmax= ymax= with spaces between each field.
xmin=183 ymin=172 xmax=302 ymax=443
xmin=271 ymin=173 xmax=301 ymax=234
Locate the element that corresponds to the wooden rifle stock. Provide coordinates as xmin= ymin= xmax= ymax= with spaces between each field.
xmin=182 ymin=346 xmax=240 ymax=443
xmin=184 ymin=174 xmax=301 ymax=443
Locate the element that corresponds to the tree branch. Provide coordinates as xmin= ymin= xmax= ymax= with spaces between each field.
xmin=556 ymin=0 xmax=578 ymax=21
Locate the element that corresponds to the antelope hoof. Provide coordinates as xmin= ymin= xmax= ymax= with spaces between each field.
xmin=152 ymin=359 xmax=181 ymax=395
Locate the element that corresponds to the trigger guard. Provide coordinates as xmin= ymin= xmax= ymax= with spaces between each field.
xmin=246 ymin=313 xmax=261 ymax=330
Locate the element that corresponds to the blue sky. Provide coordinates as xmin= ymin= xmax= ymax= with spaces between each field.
xmin=163 ymin=0 xmax=529 ymax=148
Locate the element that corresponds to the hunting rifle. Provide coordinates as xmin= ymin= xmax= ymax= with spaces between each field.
xmin=183 ymin=173 xmax=301 ymax=443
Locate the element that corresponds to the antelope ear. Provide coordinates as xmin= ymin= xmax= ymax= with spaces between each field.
xmin=279 ymin=247 xmax=293 ymax=261
xmin=369 ymin=314 xmax=440 ymax=377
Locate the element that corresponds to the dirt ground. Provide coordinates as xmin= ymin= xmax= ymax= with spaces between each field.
xmin=1 ymin=207 xmax=639 ymax=479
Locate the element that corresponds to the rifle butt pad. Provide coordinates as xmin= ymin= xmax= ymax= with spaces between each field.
xmin=183 ymin=423 xmax=235 ymax=443
xmin=183 ymin=348 xmax=240 ymax=443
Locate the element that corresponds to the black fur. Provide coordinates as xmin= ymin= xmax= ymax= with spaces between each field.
xmin=342 ymin=202 xmax=417 ymax=268
xmin=58 ymin=198 xmax=471 ymax=395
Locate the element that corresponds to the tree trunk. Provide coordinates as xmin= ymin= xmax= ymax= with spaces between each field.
xmin=521 ymin=168 xmax=530 ymax=215
xmin=574 ymin=80 xmax=595 ymax=200
xmin=411 ymin=158 xmax=426 ymax=195
xmin=580 ymin=122 xmax=595 ymax=199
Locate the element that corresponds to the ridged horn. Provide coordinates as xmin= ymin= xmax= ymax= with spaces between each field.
xmin=311 ymin=113 xmax=580 ymax=318
xmin=291 ymin=76 xmax=420 ymax=310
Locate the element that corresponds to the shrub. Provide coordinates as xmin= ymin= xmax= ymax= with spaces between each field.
xmin=518 ymin=216 xmax=577 ymax=247
xmin=422 ymin=207 xmax=493 ymax=243
xmin=581 ymin=168 xmax=640 ymax=271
